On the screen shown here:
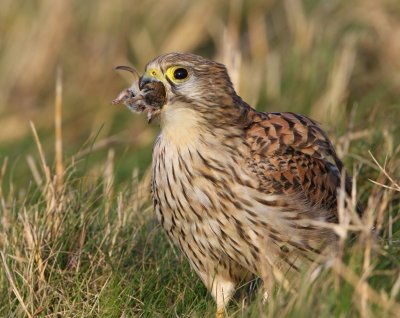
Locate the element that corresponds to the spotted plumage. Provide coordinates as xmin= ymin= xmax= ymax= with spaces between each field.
xmin=114 ymin=52 xmax=362 ymax=317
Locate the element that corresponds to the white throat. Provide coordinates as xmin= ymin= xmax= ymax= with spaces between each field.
xmin=159 ymin=102 xmax=203 ymax=147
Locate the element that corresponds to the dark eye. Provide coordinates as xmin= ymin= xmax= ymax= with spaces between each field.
xmin=173 ymin=68 xmax=188 ymax=80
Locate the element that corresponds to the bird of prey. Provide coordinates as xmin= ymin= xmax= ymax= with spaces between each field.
xmin=113 ymin=53 xmax=362 ymax=317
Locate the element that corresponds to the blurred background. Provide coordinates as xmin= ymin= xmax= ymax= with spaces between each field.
xmin=0 ymin=0 xmax=399 ymax=187
xmin=1 ymin=1 xmax=400 ymax=316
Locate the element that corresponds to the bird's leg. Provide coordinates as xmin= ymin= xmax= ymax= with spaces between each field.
xmin=262 ymin=272 xmax=273 ymax=303
xmin=198 ymin=258 xmax=255 ymax=318
xmin=216 ymin=307 xmax=225 ymax=318
xmin=212 ymin=275 xmax=236 ymax=318
xmin=198 ymin=270 xmax=236 ymax=318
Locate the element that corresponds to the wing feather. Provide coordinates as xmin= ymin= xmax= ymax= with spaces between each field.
xmin=244 ymin=110 xmax=361 ymax=220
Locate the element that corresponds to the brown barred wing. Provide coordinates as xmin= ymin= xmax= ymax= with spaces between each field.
xmin=245 ymin=111 xmax=355 ymax=221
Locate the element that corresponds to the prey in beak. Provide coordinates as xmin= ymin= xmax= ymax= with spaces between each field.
xmin=112 ymin=66 xmax=166 ymax=123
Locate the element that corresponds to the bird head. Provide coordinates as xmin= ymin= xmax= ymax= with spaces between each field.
xmin=140 ymin=52 xmax=237 ymax=106
xmin=114 ymin=53 xmax=245 ymax=128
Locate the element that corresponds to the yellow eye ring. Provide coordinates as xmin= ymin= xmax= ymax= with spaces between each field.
xmin=166 ymin=66 xmax=189 ymax=82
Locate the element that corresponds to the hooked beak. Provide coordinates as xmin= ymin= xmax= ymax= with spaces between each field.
xmin=113 ymin=65 xmax=167 ymax=116
xmin=139 ymin=74 xmax=158 ymax=90
xmin=139 ymin=68 xmax=167 ymax=90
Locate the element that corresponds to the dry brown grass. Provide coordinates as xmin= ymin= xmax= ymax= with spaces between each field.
xmin=0 ymin=0 xmax=399 ymax=317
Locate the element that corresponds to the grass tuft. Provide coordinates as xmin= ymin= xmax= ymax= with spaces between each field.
xmin=1 ymin=0 xmax=400 ymax=317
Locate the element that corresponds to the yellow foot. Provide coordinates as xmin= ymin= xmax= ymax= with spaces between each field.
xmin=216 ymin=308 xmax=225 ymax=318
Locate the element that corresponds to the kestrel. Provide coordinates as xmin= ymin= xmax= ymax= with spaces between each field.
xmin=113 ymin=53 xmax=362 ymax=317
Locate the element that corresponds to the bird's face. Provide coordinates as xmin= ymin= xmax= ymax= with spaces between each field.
xmin=114 ymin=53 xmax=244 ymax=143
xmin=141 ymin=53 xmax=235 ymax=103
xmin=140 ymin=58 xmax=198 ymax=102
xmin=138 ymin=53 xmax=238 ymax=124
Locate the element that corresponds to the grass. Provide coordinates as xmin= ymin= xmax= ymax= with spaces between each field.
xmin=1 ymin=0 xmax=400 ymax=317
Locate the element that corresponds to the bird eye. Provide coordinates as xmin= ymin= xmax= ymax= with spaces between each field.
xmin=173 ymin=68 xmax=188 ymax=80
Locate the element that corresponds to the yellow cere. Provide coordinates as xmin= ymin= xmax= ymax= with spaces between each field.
xmin=146 ymin=68 xmax=164 ymax=82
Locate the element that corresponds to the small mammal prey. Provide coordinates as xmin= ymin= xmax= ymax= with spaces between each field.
xmin=112 ymin=65 xmax=166 ymax=123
